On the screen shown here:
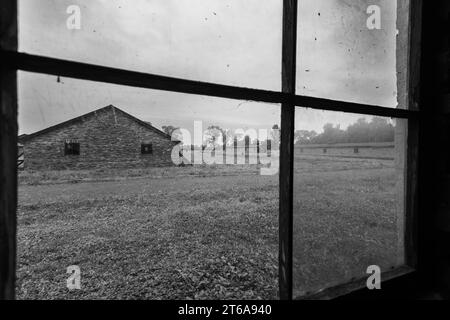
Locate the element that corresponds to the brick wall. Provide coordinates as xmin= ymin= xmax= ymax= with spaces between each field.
xmin=22 ymin=107 xmax=177 ymax=170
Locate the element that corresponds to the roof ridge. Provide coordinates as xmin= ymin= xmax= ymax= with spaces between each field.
xmin=19 ymin=105 xmax=178 ymax=143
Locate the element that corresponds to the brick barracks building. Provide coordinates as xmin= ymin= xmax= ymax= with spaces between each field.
xmin=18 ymin=105 xmax=180 ymax=170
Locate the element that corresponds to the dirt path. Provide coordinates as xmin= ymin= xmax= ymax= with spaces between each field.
xmin=19 ymin=174 xmax=278 ymax=205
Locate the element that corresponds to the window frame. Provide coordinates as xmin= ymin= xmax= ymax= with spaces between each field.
xmin=0 ymin=0 xmax=422 ymax=300
xmin=141 ymin=143 xmax=153 ymax=155
xmin=64 ymin=140 xmax=80 ymax=156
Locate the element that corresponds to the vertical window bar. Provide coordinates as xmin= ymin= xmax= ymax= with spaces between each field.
xmin=0 ymin=0 xmax=18 ymax=300
xmin=279 ymin=0 xmax=297 ymax=300
xmin=399 ymin=0 xmax=422 ymax=269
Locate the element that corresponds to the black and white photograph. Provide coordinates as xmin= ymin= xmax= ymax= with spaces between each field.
xmin=1 ymin=0 xmax=450 ymax=307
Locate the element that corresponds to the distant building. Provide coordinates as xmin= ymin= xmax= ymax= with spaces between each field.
xmin=295 ymin=142 xmax=395 ymax=160
xmin=18 ymin=105 xmax=179 ymax=170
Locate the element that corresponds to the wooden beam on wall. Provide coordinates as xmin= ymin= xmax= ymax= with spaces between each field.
xmin=0 ymin=0 xmax=18 ymax=300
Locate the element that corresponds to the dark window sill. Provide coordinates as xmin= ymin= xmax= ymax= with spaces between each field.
xmin=296 ymin=265 xmax=416 ymax=300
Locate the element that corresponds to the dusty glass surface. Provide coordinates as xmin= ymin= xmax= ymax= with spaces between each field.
xmin=293 ymin=107 xmax=406 ymax=297
xmin=19 ymin=0 xmax=282 ymax=90
xmin=296 ymin=0 xmax=406 ymax=108
xmin=17 ymin=71 xmax=280 ymax=299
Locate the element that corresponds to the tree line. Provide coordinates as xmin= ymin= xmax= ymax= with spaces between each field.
xmin=162 ymin=124 xmax=280 ymax=149
xmin=162 ymin=117 xmax=394 ymax=147
xmin=295 ymin=117 xmax=395 ymax=145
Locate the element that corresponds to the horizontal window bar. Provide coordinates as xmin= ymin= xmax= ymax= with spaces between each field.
xmin=3 ymin=50 xmax=419 ymax=119
xmin=296 ymin=266 xmax=416 ymax=300
xmin=3 ymin=51 xmax=287 ymax=104
xmin=295 ymin=96 xmax=417 ymax=119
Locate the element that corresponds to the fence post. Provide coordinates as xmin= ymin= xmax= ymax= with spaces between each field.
xmin=257 ymin=139 xmax=260 ymax=165
xmin=202 ymin=144 xmax=205 ymax=164
xmin=245 ymin=136 xmax=250 ymax=164
xmin=234 ymin=137 xmax=238 ymax=164
xmin=223 ymin=133 xmax=227 ymax=165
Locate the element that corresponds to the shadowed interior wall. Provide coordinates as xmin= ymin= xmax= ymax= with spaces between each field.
xmin=418 ymin=0 xmax=450 ymax=299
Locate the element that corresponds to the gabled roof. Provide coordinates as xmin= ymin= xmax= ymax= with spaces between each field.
xmin=19 ymin=105 xmax=179 ymax=143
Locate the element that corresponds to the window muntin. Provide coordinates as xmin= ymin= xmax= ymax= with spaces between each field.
xmin=141 ymin=143 xmax=153 ymax=155
xmin=64 ymin=139 xmax=80 ymax=155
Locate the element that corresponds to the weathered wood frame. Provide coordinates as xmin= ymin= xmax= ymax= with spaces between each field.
xmin=0 ymin=0 xmax=422 ymax=300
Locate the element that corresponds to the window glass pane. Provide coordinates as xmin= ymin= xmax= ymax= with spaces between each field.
xmin=19 ymin=0 xmax=282 ymax=90
xmin=17 ymin=71 xmax=280 ymax=299
xmin=293 ymin=107 xmax=406 ymax=297
xmin=297 ymin=0 xmax=409 ymax=108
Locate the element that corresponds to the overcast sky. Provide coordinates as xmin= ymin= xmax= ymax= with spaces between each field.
xmin=18 ymin=0 xmax=399 ymax=137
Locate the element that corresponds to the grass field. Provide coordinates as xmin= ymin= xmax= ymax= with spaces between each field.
xmin=16 ymin=155 xmax=403 ymax=299
xmin=292 ymin=154 xmax=402 ymax=297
